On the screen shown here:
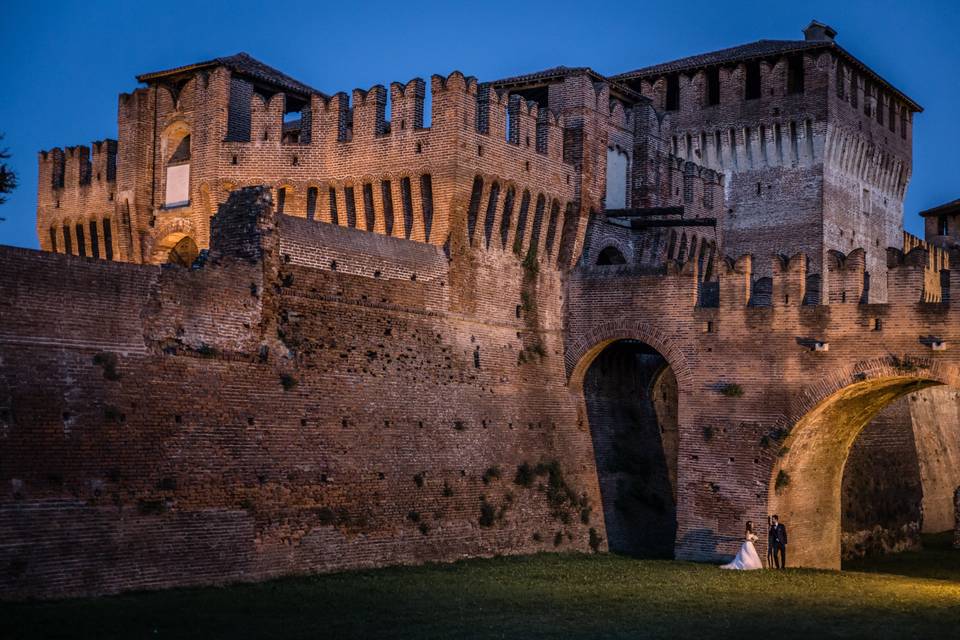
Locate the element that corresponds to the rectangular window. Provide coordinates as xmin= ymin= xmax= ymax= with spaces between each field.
xmin=787 ymin=55 xmax=804 ymax=94
xmin=938 ymin=216 xmax=949 ymax=236
xmin=744 ymin=61 xmax=761 ymax=100
xmin=900 ymin=109 xmax=908 ymax=139
xmin=164 ymin=164 xmax=190 ymax=207
xmin=862 ymin=188 xmax=871 ymax=215
xmin=306 ymin=187 xmax=317 ymax=220
xmin=836 ymin=65 xmax=845 ymax=100
xmin=706 ymin=67 xmax=720 ymax=106
xmin=863 ymin=82 xmax=872 ymax=117
xmin=62 ymin=225 xmax=72 ymax=255
xmin=876 ymin=94 xmax=884 ymax=126
xmin=665 ymin=74 xmax=680 ymax=111
xmin=276 ymin=187 xmax=286 ymax=214
xmin=49 ymin=227 xmax=58 ymax=253
xmin=75 ymin=223 xmax=87 ymax=257
xmin=888 ymin=101 xmax=896 ymax=133
xmin=850 ymin=74 xmax=859 ymax=109
xmin=89 ymin=220 xmax=100 ymax=259
xmin=103 ymin=218 xmax=113 ymax=260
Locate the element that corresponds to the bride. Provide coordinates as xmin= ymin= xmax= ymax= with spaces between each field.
xmin=720 ymin=521 xmax=763 ymax=570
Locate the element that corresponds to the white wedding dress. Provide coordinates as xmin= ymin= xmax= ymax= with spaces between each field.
xmin=720 ymin=532 xmax=763 ymax=570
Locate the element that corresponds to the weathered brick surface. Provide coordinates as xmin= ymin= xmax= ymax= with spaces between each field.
xmin=13 ymin=24 xmax=960 ymax=600
xmin=2 ymin=189 xmax=604 ymax=599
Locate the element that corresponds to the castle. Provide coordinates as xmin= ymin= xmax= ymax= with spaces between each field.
xmin=3 ymin=21 xmax=959 ymax=599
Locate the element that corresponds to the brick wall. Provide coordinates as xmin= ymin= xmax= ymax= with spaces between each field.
xmin=1 ymin=188 xmax=604 ymax=600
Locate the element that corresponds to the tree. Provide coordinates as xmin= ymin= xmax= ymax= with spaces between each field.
xmin=0 ymin=133 xmax=17 ymax=207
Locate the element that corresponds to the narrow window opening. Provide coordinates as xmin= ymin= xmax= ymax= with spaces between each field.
xmin=420 ymin=174 xmax=434 ymax=242
xmin=62 ymin=225 xmax=72 ymax=255
xmin=938 ymin=215 xmax=949 ymax=236
xmin=665 ymin=74 xmax=680 ymax=111
xmin=836 ymin=64 xmax=845 ymax=100
xmin=789 ymin=121 xmax=799 ymax=164
xmin=49 ymin=227 xmax=58 ymax=253
xmin=466 ymin=176 xmax=484 ymax=242
xmin=787 ymin=55 xmax=804 ymax=94
xmin=75 ymin=223 xmax=87 ymax=257
xmin=344 ymin=186 xmax=357 ymax=227
xmin=744 ymin=61 xmax=761 ymax=100
xmin=499 ymin=186 xmax=516 ymax=250
xmin=545 ymin=200 xmax=560 ymax=254
xmin=276 ymin=187 xmax=286 ymax=214
xmin=89 ymin=220 xmax=100 ymax=259
xmin=306 ymin=187 xmax=318 ymax=221
xmin=483 ymin=181 xmax=500 ymax=248
xmin=329 ymin=188 xmax=340 ymax=225
xmin=706 ymin=67 xmax=720 ymax=106
xmin=103 ymin=219 xmax=113 ymax=260
xmin=400 ymin=177 xmax=414 ymax=240
xmin=362 ymin=183 xmax=375 ymax=231
xmin=528 ymin=194 xmax=546 ymax=253
xmin=513 ymin=190 xmax=531 ymax=254
xmin=381 ymin=181 xmax=395 ymax=236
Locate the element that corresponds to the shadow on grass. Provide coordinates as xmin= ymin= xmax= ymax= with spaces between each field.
xmin=2 ymin=549 xmax=960 ymax=639
xmin=844 ymin=531 xmax=960 ymax=582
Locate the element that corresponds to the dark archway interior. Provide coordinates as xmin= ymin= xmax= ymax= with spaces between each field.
xmin=584 ymin=339 xmax=678 ymax=558
xmin=596 ymin=246 xmax=627 ymax=266
xmin=841 ymin=397 xmax=924 ymax=560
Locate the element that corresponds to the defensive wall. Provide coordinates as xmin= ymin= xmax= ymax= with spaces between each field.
xmin=4 ymin=187 xmax=960 ymax=599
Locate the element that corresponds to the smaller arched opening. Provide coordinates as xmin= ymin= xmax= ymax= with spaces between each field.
xmin=596 ymin=246 xmax=627 ymax=266
xmin=152 ymin=232 xmax=199 ymax=267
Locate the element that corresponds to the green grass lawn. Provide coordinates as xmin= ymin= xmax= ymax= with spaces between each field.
xmin=3 ymin=538 xmax=959 ymax=640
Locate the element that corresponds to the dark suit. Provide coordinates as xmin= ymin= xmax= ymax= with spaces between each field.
xmin=768 ymin=523 xmax=787 ymax=568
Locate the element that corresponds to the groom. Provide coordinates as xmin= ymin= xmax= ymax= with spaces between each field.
xmin=768 ymin=515 xmax=788 ymax=569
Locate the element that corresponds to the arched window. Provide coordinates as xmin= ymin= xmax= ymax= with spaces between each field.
xmin=596 ymin=246 xmax=627 ymax=266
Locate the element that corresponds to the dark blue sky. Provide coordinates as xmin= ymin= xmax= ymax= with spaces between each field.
xmin=1 ymin=0 xmax=957 ymax=248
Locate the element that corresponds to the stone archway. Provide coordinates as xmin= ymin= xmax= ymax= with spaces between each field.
xmin=768 ymin=358 xmax=960 ymax=569
xmin=567 ymin=322 xmax=693 ymax=558
xmin=151 ymin=232 xmax=199 ymax=267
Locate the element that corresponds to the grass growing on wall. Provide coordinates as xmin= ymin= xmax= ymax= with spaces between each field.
xmin=5 ymin=542 xmax=960 ymax=639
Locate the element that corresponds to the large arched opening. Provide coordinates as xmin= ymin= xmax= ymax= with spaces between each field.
xmin=769 ymin=363 xmax=960 ymax=570
xmin=581 ymin=339 xmax=679 ymax=558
